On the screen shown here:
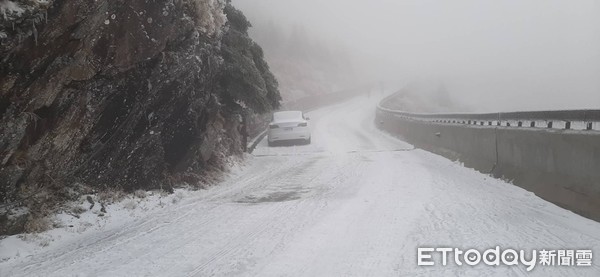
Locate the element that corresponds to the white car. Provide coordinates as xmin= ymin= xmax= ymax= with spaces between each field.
xmin=267 ymin=111 xmax=311 ymax=146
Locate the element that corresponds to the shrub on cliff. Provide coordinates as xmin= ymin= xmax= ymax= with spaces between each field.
xmin=219 ymin=2 xmax=281 ymax=114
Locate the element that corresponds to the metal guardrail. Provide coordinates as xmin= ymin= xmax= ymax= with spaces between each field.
xmin=377 ymin=93 xmax=600 ymax=222
xmin=378 ymin=95 xmax=600 ymax=131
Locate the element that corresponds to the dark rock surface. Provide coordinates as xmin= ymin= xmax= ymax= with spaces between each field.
xmin=0 ymin=0 xmax=280 ymax=234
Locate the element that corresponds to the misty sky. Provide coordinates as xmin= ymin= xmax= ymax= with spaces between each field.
xmin=233 ymin=0 xmax=600 ymax=112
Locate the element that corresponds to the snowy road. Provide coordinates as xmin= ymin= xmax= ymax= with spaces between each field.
xmin=2 ymin=96 xmax=600 ymax=276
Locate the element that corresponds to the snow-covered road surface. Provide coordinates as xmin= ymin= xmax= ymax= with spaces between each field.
xmin=2 ymin=96 xmax=600 ymax=276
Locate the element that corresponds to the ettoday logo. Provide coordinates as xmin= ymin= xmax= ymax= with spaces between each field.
xmin=417 ymin=247 xmax=593 ymax=272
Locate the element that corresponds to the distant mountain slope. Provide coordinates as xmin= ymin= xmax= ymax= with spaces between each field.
xmin=250 ymin=22 xmax=358 ymax=102
xmin=230 ymin=2 xmax=361 ymax=102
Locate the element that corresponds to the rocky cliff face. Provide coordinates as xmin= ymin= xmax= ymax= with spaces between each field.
xmin=0 ymin=0 xmax=280 ymax=235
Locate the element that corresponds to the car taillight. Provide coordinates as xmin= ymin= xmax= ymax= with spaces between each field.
xmin=298 ymin=122 xmax=307 ymax=127
xmin=269 ymin=124 xmax=279 ymax=129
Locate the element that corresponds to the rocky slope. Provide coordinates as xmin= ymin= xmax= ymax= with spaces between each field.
xmin=0 ymin=0 xmax=280 ymax=235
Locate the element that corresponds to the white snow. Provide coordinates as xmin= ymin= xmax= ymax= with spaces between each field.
xmin=0 ymin=188 xmax=204 ymax=263
xmin=0 ymin=0 xmax=24 ymax=20
xmin=1 ymin=95 xmax=599 ymax=276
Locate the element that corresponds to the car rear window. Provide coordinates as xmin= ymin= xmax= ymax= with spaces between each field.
xmin=273 ymin=111 xmax=303 ymax=121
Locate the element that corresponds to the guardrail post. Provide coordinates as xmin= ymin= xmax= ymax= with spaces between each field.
xmin=468 ymin=120 xmax=471 ymax=125
xmin=518 ymin=121 xmax=523 ymax=127
xmin=488 ymin=121 xmax=492 ymax=126
xmin=530 ymin=121 xmax=535 ymax=127
xmin=547 ymin=121 xmax=553 ymax=129
xmin=506 ymin=122 xmax=511 ymax=127
xmin=587 ymin=122 xmax=593 ymax=130
xmin=497 ymin=121 xmax=501 ymax=126
xmin=565 ymin=121 xmax=571 ymax=130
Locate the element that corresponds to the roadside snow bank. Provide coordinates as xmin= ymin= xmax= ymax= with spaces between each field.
xmin=0 ymin=189 xmax=184 ymax=263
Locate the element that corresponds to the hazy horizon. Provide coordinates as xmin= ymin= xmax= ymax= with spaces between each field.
xmin=234 ymin=0 xmax=600 ymax=112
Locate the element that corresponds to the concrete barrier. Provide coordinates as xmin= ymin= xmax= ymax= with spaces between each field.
xmin=376 ymin=95 xmax=600 ymax=222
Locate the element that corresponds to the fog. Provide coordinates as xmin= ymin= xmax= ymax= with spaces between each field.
xmin=233 ymin=0 xmax=600 ymax=112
